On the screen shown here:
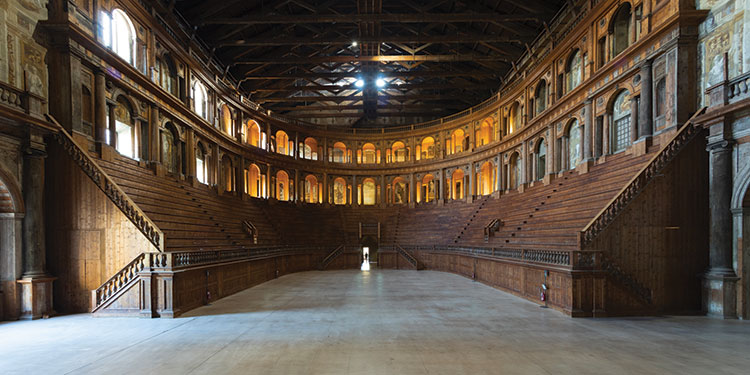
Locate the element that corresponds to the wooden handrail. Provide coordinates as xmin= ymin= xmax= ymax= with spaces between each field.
xmin=46 ymin=114 xmax=165 ymax=251
xmin=91 ymin=253 xmax=148 ymax=312
xmin=578 ymin=107 xmax=707 ymax=248
xmin=243 ymin=220 xmax=258 ymax=244
xmin=395 ymin=244 xmax=419 ymax=269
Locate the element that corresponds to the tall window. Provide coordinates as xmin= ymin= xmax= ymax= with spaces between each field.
xmin=535 ymin=81 xmax=547 ymax=116
xmin=101 ymin=9 xmax=136 ymax=65
xmin=567 ymin=119 xmax=581 ymax=169
xmin=509 ymin=153 xmax=521 ymax=189
xmin=247 ymin=164 xmax=262 ymax=198
xmin=610 ymin=4 xmax=632 ymax=58
xmin=155 ymin=55 xmax=177 ymax=96
xmin=192 ymin=81 xmax=208 ymax=120
xmin=196 ymin=144 xmax=207 ymax=184
xmin=221 ymin=104 xmax=232 ymax=135
xmin=536 ymin=140 xmax=546 ymax=181
xmin=565 ymin=50 xmax=582 ymax=94
xmin=655 ymin=78 xmax=666 ymax=118
xmin=508 ymin=103 xmax=521 ymax=134
xmin=611 ymin=90 xmax=632 ymax=152
xmin=113 ymin=98 xmax=136 ymax=158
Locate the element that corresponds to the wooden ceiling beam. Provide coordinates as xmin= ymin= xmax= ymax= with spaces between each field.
xmin=219 ymin=34 xmax=525 ymax=47
xmin=233 ymin=54 xmax=511 ymax=64
xmin=201 ymin=12 xmax=550 ymax=25
xmin=257 ymin=93 xmax=483 ymax=103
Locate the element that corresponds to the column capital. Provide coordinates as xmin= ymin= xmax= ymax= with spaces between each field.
xmin=706 ymin=138 xmax=734 ymax=153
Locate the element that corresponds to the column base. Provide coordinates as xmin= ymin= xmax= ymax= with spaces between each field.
xmin=576 ymin=159 xmax=594 ymax=174
xmin=95 ymin=141 xmax=114 ymax=162
xmin=702 ymin=271 xmax=739 ymax=319
xmin=633 ymin=136 xmax=652 ymax=157
xmin=17 ymin=276 xmax=56 ymax=320
xmin=543 ymin=173 xmax=555 ymax=186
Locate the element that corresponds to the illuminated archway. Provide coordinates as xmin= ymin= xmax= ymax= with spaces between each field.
xmin=362 ymin=178 xmax=377 ymax=205
xmin=478 ymin=161 xmax=495 ymax=195
xmin=390 ymin=141 xmax=407 ymax=163
xmin=418 ymin=137 xmax=435 ymax=160
xmin=360 ymin=143 xmax=378 ymax=164
xmin=304 ymin=137 xmax=318 ymax=160
xmin=221 ymin=104 xmax=232 ymax=135
xmin=332 ymin=142 xmax=348 ymax=163
xmin=276 ymin=130 xmax=290 ymax=156
xmin=304 ymin=174 xmax=319 ymax=203
xmin=418 ymin=174 xmax=436 ymax=203
xmin=247 ymin=163 xmax=262 ymax=198
xmin=451 ymin=169 xmax=465 ymax=200
xmin=247 ymin=120 xmax=261 ymax=147
xmin=392 ymin=177 xmax=408 ymax=204
xmin=448 ymin=129 xmax=465 ymax=155
xmin=276 ymin=170 xmax=290 ymax=201
xmin=476 ymin=118 xmax=494 ymax=146
xmin=333 ymin=177 xmax=347 ymax=205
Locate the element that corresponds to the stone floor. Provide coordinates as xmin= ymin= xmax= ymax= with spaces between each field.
xmin=1 ymin=270 xmax=748 ymax=374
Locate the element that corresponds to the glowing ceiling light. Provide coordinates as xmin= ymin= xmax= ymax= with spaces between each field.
xmin=352 ymin=41 xmax=358 ymax=47
xmin=355 ymin=79 xmax=365 ymax=88
xmin=375 ymin=78 xmax=386 ymax=88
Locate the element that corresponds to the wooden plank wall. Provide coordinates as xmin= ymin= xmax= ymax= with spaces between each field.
xmin=45 ymin=142 xmax=159 ymax=313
xmin=172 ymin=253 xmax=326 ymax=316
xmin=412 ymin=250 xmax=577 ymax=315
xmin=377 ymin=250 xmax=417 ymax=270
xmin=587 ymin=137 xmax=710 ymax=315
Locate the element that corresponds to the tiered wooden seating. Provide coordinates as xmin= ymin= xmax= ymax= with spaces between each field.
xmin=456 ymin=147 xmax=658 ymax=249
xmin=95 ymin=154 xmax=283 ymax=252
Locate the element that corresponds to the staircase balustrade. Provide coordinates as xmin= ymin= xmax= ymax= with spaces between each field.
xmin=47 ymin=114 xmax=164 ymax=251
xmin=579 ymin=108 xmax=707 ymax=248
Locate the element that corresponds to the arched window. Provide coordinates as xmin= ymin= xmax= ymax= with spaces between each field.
xmin=451 ymin=170 xmax=465 ymax=200
xmin=275 ymin=131 xmax=290 ymax=156
xmin=331 ymin=142 xmax=347 ymax=163
xmin=567 ymin=119 xmax=581 ymax=169
xmin=509 ymin=153 xmax=521 ymax=189
xmin=508 ymin=103 xmax=521 ymax=134
xmin=104 ymin=9 xmax=136 ymax=65
xmin=361 ymin=143 xmax=377 ymax=164
xmin=565 ymin=49 xmax=582 ymax=93
xmin=221 ymin=155 xmax=233 ymax=192
xmin=362 ymin=178 xmax=376 ymax=205
xmin=221 ymin=104 xmax=232 ymax=135
xmin=276 ymin=170 xmax=289 ymax=201
xmin=535 ymin=80 xmax=547 ymax=116
xmin=192 ymin=80 xmax=208 ymax=120
xmin=195 ymin=143 xmax=207 ymax=184
xmin=417 ymin=137 xmax=435 ymax=160
xmin=448 ymin=129 xmax=466 ymax=154
xmin=419 ymin=174 xmax=435 ymax=203
xmin=536 ymin=140 xmax=547 ymax=181
xmin=113 ymin=97 xmax=136 ymax=158
xmin=304 ymin=137 xmax=318 ymax=160
xmin=477 ymin=118 xmax=494 ymax=146
xmin=610 ymin=4 xmax=632 ymax=58
xmin=611 ymin=90 xmax=632 ymax=152
xmin=655 ymin=78 xmax=666 ymax=118
xmin=392 ymin=177 xmax=408 ymax=204
xmin=478 ymin=161 xmax=495 ymax=195
xmin=247 ymin=120 xmax=261 ymax=147
xmin=161 ymin=123 xmax=179 ymax=174
xmin=156 ymin=55 xmax=177 ymax=96
xmin=247 ymin=164 xmax=262 ymax=198
xmin=305 ymin=175 xmax=319 ymax=203
xmin=333 ymin=177 xmax=347 ymax=205
xmin=390 ymin=141 xmax=407 ymax=163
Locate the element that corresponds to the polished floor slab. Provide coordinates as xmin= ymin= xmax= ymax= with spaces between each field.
xmin=1 ymin=269 xmax=748 ymax=374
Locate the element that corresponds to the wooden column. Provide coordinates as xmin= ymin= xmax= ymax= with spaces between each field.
xmin=594 ymin=116 xmax=603 ymax=158
xmin=108 ymin=104 xmax=117 ymax=149
xmin=638 ymin=59 xmax=653 ymax=140
xmin=94 ymin=71 xmax=107 ymax=143
xmin=630 ymin=96 xmax=639 ymax=144
xmin=149 ymin=105 xmax=159 ymax=163
xmin=583 ymin=99 xmax=593 ymax=162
